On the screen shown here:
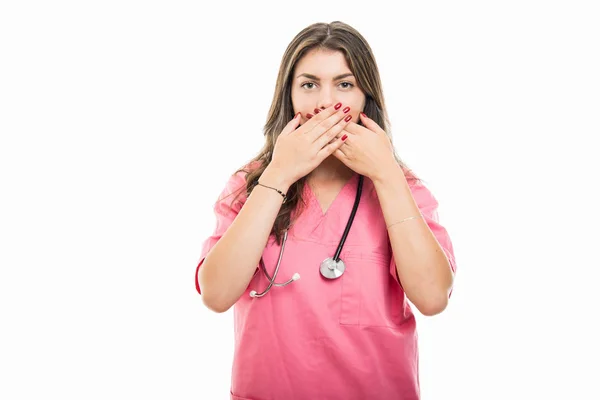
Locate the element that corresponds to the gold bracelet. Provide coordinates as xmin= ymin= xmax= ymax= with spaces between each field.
xmin=386 ymin=215 xmax=423 ymax=229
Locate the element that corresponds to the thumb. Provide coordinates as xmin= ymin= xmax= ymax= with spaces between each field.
xmin=280 ymin=112 xmax=302 ymax=135
xmin=359 ymin=112 xmax=383 ymax=134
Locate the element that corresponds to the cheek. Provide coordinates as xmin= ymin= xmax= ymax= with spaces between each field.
xmin=291 ymin=91 xmax=307 ymax=109
xmin=290 ymin=87 xmax=301 ymax=111
xmin=345 ymin=99 xmax=365 ymax=124
xmin=348 ymin=101 xmax=363 ymax=118
xmin=342 ymin=93 xmax=365 ymax=111
xmin=294 ymin=102 xmax=314 ymax=122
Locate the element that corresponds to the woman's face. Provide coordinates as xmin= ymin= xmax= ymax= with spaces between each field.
xmin=291 ymin=48 xmax=366 ymax=125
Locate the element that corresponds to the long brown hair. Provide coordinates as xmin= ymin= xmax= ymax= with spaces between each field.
xmin=228 ymin=21 xmax=420 ymax=245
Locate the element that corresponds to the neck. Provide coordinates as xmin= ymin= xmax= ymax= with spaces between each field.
xmin=308 ymin=156 xmax=354 ymax=182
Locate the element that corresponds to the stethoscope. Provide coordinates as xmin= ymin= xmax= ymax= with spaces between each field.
xmin=249 ymin=175 xmax=364 ymax=298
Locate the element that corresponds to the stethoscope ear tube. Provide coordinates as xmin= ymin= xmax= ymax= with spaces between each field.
xmin=249 ymin=230 xmax=300 ymax=298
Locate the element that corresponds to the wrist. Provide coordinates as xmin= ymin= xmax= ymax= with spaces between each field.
xmin=371 ymin=160 xmax=404 ymax=185
xmin=260 ymin=165 xmax=293 ymax=193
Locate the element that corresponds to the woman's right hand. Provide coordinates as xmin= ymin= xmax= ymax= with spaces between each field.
xmin=268 ymin=103 xmax=353 ymax=185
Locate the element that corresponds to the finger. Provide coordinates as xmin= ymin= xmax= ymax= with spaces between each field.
xmin=358 ymin=112 xmax=385 ymax=135
xmin=306 ymin=103 xmax=351 ymax=141
xmin=335 ymin=137 xmax=349 ymax=156
xmin=314 ymin=113 xmax=353 ymax=149
xmin=332 ymin=135 xmax=350 ymax=159
xmin=303 ymin=107 xmax=323 ymax=120
xmin=316 ymin=133 xmax=349 ymax=162
xmin=295 ymin=103 xmax=340 ymax=133
xmin=343 ymin=121 xmax=368 ymax=136
xmin=331 ymin=127 xmax=351 ymax=142
xmin=332 ymin=147 xmax=348 ymax=160
xmin=280 ymin=112 xmax=302 ymax=135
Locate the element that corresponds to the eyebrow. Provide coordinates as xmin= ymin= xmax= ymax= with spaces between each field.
xmin=295 ymin=72 xmax=355 ymax=81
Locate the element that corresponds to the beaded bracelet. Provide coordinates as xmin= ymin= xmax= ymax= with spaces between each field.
xmin=256 ymin=182 xmax=287 ymax=204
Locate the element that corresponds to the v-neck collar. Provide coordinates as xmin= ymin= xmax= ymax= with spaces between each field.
xmin=304 ymin=173 xmax=358 ymax=217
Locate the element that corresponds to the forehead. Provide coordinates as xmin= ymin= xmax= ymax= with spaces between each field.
xmin=294 ymin=48 xmax=351 ymax=78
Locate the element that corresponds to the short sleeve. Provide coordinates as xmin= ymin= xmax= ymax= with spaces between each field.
xmin=194 ymin=170 xmax=249 ymax=295
xmin=389 ymin=182 xmax=457 ymax=296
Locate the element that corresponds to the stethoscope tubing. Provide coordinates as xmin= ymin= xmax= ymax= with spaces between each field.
xmin=250 ymin=174 xmax=364 ymax=298
xmin=333 ymin=175 xmax=363 ymax=262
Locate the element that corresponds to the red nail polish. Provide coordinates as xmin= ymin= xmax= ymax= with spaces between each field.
xmin=344 ymin=114 xmax=352 ymax=122
xmin=314 ymin=108 xmax=320 ymax=114
xmin=341 ymin=134 xmax=348 ymax=141
xmin=334 ymin=102 xmax=342 ymax=110
xmin=306 ymin=113 xmax=314 ymax=119
xmin=360 ymin=112 xmax=367 ymax=118
xmin=343 ymin=106 xmax=350 ymax=114
xmin=294 ymin=112 xmax=301 ymax=119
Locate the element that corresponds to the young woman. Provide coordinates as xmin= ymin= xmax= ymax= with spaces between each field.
xmin=195 ymin=21 xmax=457 ymax=400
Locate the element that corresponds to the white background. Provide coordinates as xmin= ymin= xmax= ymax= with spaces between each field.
xmin=1 ymin=1 xmax=599 ymax=399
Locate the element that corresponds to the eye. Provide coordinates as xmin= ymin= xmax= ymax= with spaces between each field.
xmin=300 ymin=82 xmax=316 ymax=90
xmin=300 ymin=81 xmax=355 ymax=90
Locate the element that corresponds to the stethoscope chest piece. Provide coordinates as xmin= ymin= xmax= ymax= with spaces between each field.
xmin=320 ymin=257 xmax=346 ymax=279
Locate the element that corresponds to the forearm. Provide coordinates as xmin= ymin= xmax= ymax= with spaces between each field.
xmin=199 ymin=166 xmax=292 ymax=312
xmin=372 ymin=164 xmax=454 ymax=316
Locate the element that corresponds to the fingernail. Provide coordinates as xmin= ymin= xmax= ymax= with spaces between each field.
xmin=343 ymin=106 xmax=350 ymax=114
xmin=314 ymin=108 xmax=320 ymax=114
xmin=294 ymin=112 xmax=301 ymax=119
xmin=344 ymin=114 xmax=352 ymax=122
xmin=334 ymin=102 xmax=342 ymax=110
xmin=306 ymin=113 xmax=314 ymax=119
xmin=341 ymin=134 xmax=348 ymax=141
xmin=360 ymin=112 xmax=367 ymax=118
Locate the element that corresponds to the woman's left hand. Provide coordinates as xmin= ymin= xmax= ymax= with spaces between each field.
xmin=332 ymin=113 xmax=398 ymax=181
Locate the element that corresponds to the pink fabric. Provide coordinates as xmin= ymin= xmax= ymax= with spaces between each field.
xmin=195 ymin=168 xmax=456 ymax=400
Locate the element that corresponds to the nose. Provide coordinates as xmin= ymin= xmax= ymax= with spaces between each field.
xmin=316 ymin=102 xmax=332 ymax=112
xmin=316 ymin=86 xmax=335 ymax=111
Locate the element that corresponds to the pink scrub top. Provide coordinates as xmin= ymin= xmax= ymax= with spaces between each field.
xmin=195 ymin=166 xmax=457 ymax=400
